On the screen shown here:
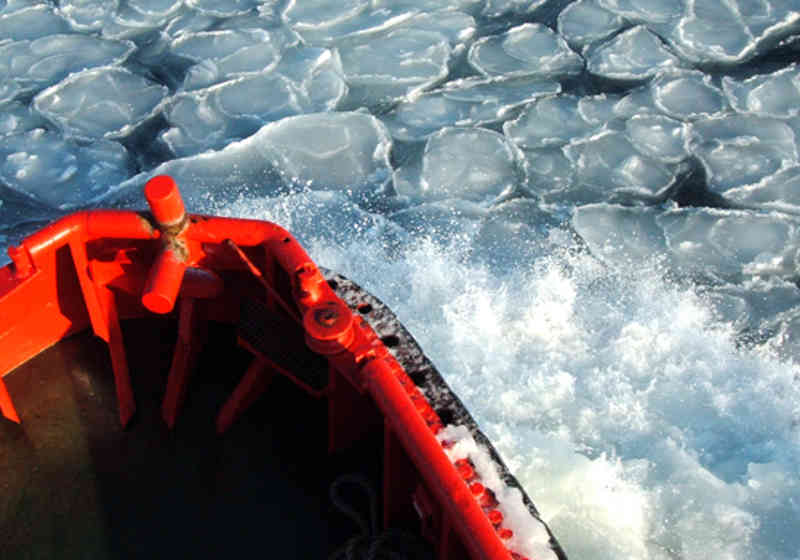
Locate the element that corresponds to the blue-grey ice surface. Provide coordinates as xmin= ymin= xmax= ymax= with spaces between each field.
xmin=1 ymin=1 xmax=800 ymax=559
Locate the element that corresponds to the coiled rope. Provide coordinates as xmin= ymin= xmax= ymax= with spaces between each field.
xmin=328 ymin=474 xmax=433 ymax=560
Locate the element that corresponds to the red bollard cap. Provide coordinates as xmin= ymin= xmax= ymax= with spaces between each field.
xmin=304 ymin=300 xmax=355 ymax=354
xmin=145 ymin=175 xmax=185 ymax=227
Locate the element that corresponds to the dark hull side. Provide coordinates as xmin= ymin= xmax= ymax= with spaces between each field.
xmin=0 ymin=269 xmax=567 ymax=560
xmin=0 ymin=177 xmax=567 ymax=560
xmin=326 ymin=269 xmax=568 ymax=560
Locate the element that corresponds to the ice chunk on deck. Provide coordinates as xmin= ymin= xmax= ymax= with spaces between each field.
xmin=33 ymin=66 xmax=168 ymax=141
xmin=468 ymin=23 xmax=583 ymax=79
xmin=161 ymin=48 xmax=346 ymax=157
xmin=0 ymin=35 xmax=135 ymax=104
xmin=186 ymin=0 xmax=259 ymax=17
xmin=504 ymin=95 xmax=601 ymax=149
xmin=625 ymin=114 xmax=687 ymax=163
xmin=383 ymin=77 xmax=560 ymax=142
xmin=658 ymin=207 xmax=797 ymax=281
xmin=557 ymin=0 xmax=625 ymax=50
xmin=0 ymin=4 xmax=71 ymax=40
xmin=651 ymin=70 xmax=727 ymax=120
xmin=56 ymin=0 xmax=118 ymax=31
xmin=0 ymin=128 xmax=131 ymax=209
xmin=564 ymin=130 xmax=675 ymax=199
xmin=722 ymin=65 xmax=800 ymax=119
xmin=572 ymin=203 xmax=667 ymax=266
xmin=338 ymin=28 xmax=452 ymax=104
xmin=396 ymin=127 xmax=525 ymax=203
xmin=688 ymin=114 xmax=797 ymax=194
xmin=586 ymin=25 xmax=681 ymax=82
xmin=117 ymin=112 xmax=393 ymax=207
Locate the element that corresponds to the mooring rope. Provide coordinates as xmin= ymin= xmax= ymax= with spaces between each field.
xmin=328 ymin=474 xmax=433 ymax=560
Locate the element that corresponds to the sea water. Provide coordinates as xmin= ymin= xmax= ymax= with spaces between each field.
xmin=1 ymin=1 xmax=799 ymax=558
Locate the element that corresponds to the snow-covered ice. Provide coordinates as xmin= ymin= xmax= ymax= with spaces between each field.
xmin=468 ymin=23 xmax=584 ymax=79
xmin=1 ymin=1 xmax=800 ymax=559
xmin=557 ymin=0 xmax=625 ymax=51
xmin=383 ymin=77 xmax=560 ymax=142
xmin=395 ymin=126 xmax=525 ymax=203
xmin=586 ymin=25 xmax=682 ymax=81
xmin=0 ymin=128 xmax=131 ymax=209
xmin=33 ymin=66 xmax=168 ymax=140
xmin=0 ymin=34 xmax=135 ymax=104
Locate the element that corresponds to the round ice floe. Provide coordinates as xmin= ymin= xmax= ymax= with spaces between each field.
xmin=577 ymin=93 xmax=624 ymax=125
xmin=338 ymin=28 xmax=452 ymax=103
xmin=724 ymin=165 xmax=800 ymax=214
xmin=573 ymin=203 xmax=667 ymax=265
xmin=56 ymin=0 xmax=119 ymax=31
xmin=390 ymin=199 xmax=487 ymax=241
xmin=33 ymin=66 xmax=168 ymax=141
xmin=0 ymin=35 xmax=135 ymax=104
xmin=723 ymin=65 xmax=800 ymax=119
xmin=161 ymin=48 xmax=346 ymax=157
xmin=118 ymin=111 xmax=393 ymax=208
xmin=597 ymin=0 xmax=684 ymax=25
xmin=163 ymin=8 xmax=219 ymax=37
xmin=587 ymin=25 xmax=681 ymax=81
xmin=383 ymin=77 xmax=560 ymax=142
xmin=127 ymin=0 xmax=184 ymax=18
xmin=468 ymin=23 xmax=583 ymax=79
xmin=0 ymin=102 xmax=47 ymax=137
xmin=186 ymin=0 xmax=259 ymax=17
xmin=613 ymin=87 xmax=659 ymax=119
xmin=481 ymin=0 xmax=549 ymax=18
xmin=0 ymin=128 xmax=132 ymax=209
xmin=283 ymin=0 xmax=424 ymax=47
xmin=557 ymin=0 xmax=625 ymax=50
xmin=172 ymin=27 xmax=298 ymax=90
xmin=625 ymin=114 xmax=687 ymax=163
xmin=0 ymin=5 xmax=71 ymax=41
xmin=283 ymin=0 xmax=368 ymax=31
xmin=472 ymin=198 xmax=568 ymax=269
xmin=400 ymin=127 xmax=525 ymax=203
xmin=688 ymin=114 xmax=798 ymax=194
xmin=256 ymin=112 xmax=393 ymax=192
xmin=100 ymin=0 xmax=187 ymax=40
xmin=669 ymin=0 xmax=800 ymax=65
xmin=657 ymin=207 xmax=797 ymax=281
xmin=564 ymin=130 xmax=675 ymax=198
xmin=400 ymin=10 xmax=476 ymax=51
xmin=504 ymin=95 xmax=601 ymax=149
xmin=523 ymin=148 xmax=576 ymax=193
xmin=651 ymin=71 xmax=727 ymax=120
